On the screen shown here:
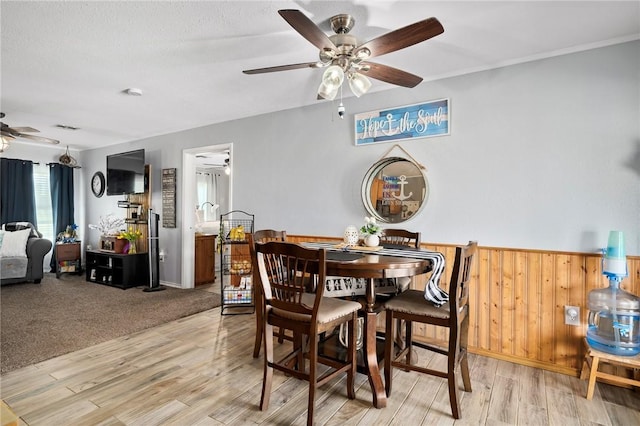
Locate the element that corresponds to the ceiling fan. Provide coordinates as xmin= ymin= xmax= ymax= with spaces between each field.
xmin=243 ymin=9 xmax=444 ymax=100
xmin=0 ymin=112 xmax=60 ymax=152
xmin=196 ymin=153 xmax=231 ymax=174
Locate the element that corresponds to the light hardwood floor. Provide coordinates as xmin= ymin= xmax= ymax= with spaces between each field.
xmin=1 ymin=300 xmax=639 ymax=425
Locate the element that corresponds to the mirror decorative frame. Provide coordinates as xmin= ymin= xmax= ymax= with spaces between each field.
xmin=361 ymin=152 xmax=429 ymax=224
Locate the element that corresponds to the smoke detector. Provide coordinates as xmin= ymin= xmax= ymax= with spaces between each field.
xmin=125 ymin=88 xmax=143 ymax=96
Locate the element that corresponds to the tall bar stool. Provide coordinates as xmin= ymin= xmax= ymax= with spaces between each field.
xmin=255 ymin=241 xmax=361 ymax=426
xmin=248 ymin=230 xmax=287 ymax=358
xmin=384 ymin=241 xmax=477 ymax=419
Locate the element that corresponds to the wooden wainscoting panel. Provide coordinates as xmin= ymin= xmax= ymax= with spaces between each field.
xmin=288 ymin=235 xmax=640 ymax=376
xmin=490 ymin=248 xmax=504 ymax=355
xmin=513 ymin=250 xmax=527 ymax=359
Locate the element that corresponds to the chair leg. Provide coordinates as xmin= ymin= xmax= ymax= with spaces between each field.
xmin=384 ymin=310 xmax=394 ymax=396
xmin=253 ymin=326 xmax=262 ymax=358
xmin=260 ymin=322 xmax=274 ymax=410
xmin=460 ymin=352 xmax=472 ymax=392
xmin=347 ymin=313 xmax=357 ymax=399
xmin=448 ymin=369 xmax=461 ymax=420
xmin=459 ymin=318 xmax=472 ymax=392
xmin=586 ymin=355 xmax=600 ymax=400
xmin=253 ymin=288 xmax=264 ymax=358
xmin=294 ymin=332 xmax=305 ymax=371
xmin=307 ymin=333 xmax=319 ymax=426
xmin=448 ymin=322 xmax=468 ymax=419
xmin=405 ymin=319 xmax=413 ymax=369
xmin=395 ymin=319 xmax=405 ymax=349
xmin=579 ymin=355 xmax=590 ymax=380
xmin=447 ymin=330 xmax=461 ymax=420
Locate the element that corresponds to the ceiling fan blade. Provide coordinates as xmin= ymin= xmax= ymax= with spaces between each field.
xmin=356 ymin=17 xmax=444 ymax=59
xmin=9 ymin=126 xmax=40 ymax=133
xmin=14 ymin=133 xmax=60 ymax=145
xmin=361 ymin=62 xmax=423 ymax=88
xmin=278 ymin=9 xmax=337 ymax=51
xmin=1 ymin=130 xmax=16 ymax=140
xmin=243 ymin=62 xmax=321 ymax=74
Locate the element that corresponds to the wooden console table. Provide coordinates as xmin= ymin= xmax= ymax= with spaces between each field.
xmin=55 ymin=241 xmax=81 ymax=278
xmin=85 ymin=250 xmax=149 ymax=289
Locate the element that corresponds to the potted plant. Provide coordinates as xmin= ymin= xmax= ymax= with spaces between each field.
xmin=360 ymin=216 xmax=383 ymax=247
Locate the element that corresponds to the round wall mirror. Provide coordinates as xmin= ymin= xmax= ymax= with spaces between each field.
xmin=361 ymin=156 xmax=429 ymax=223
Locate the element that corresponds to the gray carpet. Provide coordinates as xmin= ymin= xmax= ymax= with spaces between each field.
xmin=0 ymin=273 xmax=221 ymax=374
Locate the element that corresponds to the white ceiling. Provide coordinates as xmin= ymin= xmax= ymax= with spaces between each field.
xmin=1 ymin=1 xmax=638 ymax=152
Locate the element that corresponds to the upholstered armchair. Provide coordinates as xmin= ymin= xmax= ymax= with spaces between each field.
xmin=1 ymin=222 xmax=52 ymax=284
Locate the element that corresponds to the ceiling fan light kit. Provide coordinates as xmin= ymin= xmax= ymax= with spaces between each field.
xmin=0 ymin=135 xmax=11 ymax=153
xmin=318 ymin=65 xmax=345 ymax=100
xmin=0 ymin=112 xmax=60 ymax=152
xmin=348 ymin=72 xmax=372 ymax=97
xmin=243 ymin=9 xmax=444 ymax=115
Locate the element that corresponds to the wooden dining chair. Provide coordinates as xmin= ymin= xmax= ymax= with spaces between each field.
xmin=256 ymin=241 xmax=361 ymax=426
xmin=380 ymin=228 xmax=421 ymax=249
xmin=384 ymin=241 xmax=477 ymax=419
xmin=248 ymin=230 xmax=287 ymax=358
xmin=378 ymin=229 xmax=421 ymax=295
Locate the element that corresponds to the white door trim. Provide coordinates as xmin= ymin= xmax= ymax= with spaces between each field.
xmin=181 ymin=143 xmax=232 ymax=289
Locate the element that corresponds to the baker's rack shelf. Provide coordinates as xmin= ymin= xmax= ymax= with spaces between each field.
xmin=219 ymin=210 xmax=254 ymax=315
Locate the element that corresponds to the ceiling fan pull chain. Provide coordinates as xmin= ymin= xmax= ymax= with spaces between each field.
xmin=337 ymin=84 xmax=345 ymax=119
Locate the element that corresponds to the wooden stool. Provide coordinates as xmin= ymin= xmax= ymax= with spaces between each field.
xmin=580 ymin=338 xmax=640 ymax=399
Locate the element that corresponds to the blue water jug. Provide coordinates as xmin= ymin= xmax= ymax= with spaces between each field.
xmin=587 ymin=281 xmax=640 ymax=356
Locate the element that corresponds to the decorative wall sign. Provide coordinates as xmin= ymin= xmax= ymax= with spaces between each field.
xmin=354 ymin=98 xmax=450 ymax=146
xmin=162 ymin=168 xmax=177 ymax=228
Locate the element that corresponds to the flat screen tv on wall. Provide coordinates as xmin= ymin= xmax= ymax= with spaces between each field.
xmin=106 ymin=149 xmax=145 ymax=196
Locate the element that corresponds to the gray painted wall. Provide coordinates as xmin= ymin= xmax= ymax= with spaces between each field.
xmin=237 ymin=41 xmax=640 ymax=256
xmin=7 ymin=41 xmax=639 ymax=286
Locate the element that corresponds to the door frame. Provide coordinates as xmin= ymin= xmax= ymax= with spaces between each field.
xmin=181 ymin=143 xmax=233 ymax=289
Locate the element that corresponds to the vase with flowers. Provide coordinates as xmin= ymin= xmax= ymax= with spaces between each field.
xmin=360 ymin=216 xmax=383 ymax=247
xmin=117 ymin=227 xmax=143 ymax=254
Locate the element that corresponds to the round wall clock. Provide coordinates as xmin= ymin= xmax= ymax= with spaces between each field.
xmin=91 ymin=171 xmax=105 ymax=197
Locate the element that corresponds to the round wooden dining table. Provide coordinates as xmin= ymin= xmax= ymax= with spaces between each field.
xmin=325 ymin=252 xmax=432 ymax=409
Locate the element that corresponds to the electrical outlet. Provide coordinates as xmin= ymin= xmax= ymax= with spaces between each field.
xmin=565 ymin=305 xmax=580 ymax=326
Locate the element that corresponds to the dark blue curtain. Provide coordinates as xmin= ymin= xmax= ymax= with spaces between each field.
xmin=49 ymin=163 xmax=75 ymax=271
xmin=0 ymin=158 xmax=37 ymax=225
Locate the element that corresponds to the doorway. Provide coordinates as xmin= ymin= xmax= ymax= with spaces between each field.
xmin=181 ymin=143 xmax=232 ymax=289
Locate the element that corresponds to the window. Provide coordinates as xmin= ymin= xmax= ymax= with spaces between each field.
xmin=196 ymin=170 xmax=218 ymax=222
xmin=33 ymin=164 xmax=54 ymax=242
